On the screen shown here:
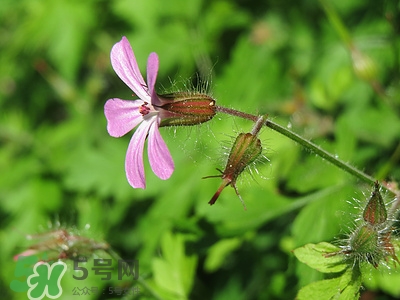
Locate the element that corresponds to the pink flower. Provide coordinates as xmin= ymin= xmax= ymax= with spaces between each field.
xmin=104 ymin=37 xmax=174 ymax=188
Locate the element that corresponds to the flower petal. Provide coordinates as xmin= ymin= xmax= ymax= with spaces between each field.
xmin=125 ymin=120 xmax=153 ymax=189
xmin=13 ymin=249 xmax=38 ymax=261
xmin=104 ymin=98 xmax=144 ymax=137
xmin=111 ymin=37 xmax=150 ymax=101
xmin=147 ymin=119 xmax=174 ymax=180
xmin=146 ymin=52 xmax=162 ymax=106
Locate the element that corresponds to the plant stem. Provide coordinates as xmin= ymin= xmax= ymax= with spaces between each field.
xmin=266 ymin=121 xmax=376 ymax=184
xmin=318 ymin=0 xmax=352 ymax=48
xmin=215 ymin=105 xmax=258 ymax=122
xmin=216 ymin=105 xmax=378 ymax=186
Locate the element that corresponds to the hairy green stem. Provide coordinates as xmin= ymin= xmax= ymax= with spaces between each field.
xmin=265 ymin=121 xmax=377 ymax=185
xmin=216 ymin=105 xmax=379 ymax=187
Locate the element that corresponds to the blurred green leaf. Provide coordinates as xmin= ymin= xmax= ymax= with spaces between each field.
xmin=292 ymin=184 xmax=358 ymax=246
xmin=343 ymin=104 xmax=400 ymax=147
xmin=14 ymin=0 xmax=99 ymax=81
xmin=205 ymin=237 xmax=242 ymax=272
xmin=63 ymin=138 xmax=133 ymax=200
xmin=152 ymin=231 xmax=197 ymax=300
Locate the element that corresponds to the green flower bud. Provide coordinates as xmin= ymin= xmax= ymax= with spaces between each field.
xmin=204 ymin=116 xmax=266 ymax=209
xmin=349 ymin=225 xmax=378 ymax=255
xmin=363 ymin=181 xmax=387 ymax=226
xmin=351 ymin=48 xmax=378 ymax=82
xmin=223 ymin=132 xmax=262 ymax=181
xmin=349 ymin=224 xmax=380 ymax=267
xmin=349 ymin=225 xmax=384 ymax=268
xmin=158 ymin=92 xmax=216 ymax=127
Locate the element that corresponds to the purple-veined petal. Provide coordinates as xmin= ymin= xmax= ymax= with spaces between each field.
xmin=146 ymin=53 xmax=158 ymax=93
xmin=125 ymin=120 xmax=153 ymax=189
xmin=104 ymin=98 xmax=144 ymax=137
xmin=146 ymin=52 xmax=162 ymax=106
xmin=147 ymin=118 xmax=174 ymax=180
xmin=111 ymin=37 xmax=150 ymax=101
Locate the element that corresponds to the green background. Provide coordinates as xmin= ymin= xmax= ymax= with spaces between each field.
xmin=1 ymin=0 xmax=400 ymax=299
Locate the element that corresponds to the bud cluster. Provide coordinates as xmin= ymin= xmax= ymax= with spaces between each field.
xmin=338 ymin=182 xmax=399 ymax=268
xmin=14 ymin=228 xmax=110 ymax=262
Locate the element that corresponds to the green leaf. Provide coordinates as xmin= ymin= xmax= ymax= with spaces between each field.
xmin=297 ymin=276 xmax=342 ymax=300
xmin=152 ymin=231 xmax=198 ymax=299
xmin=205 ymin=238 xmax=242 ymax=272
xmin=342 ymin=105 xmax=400 ymax=147
xmin=297 ymin=267 xmax=361 ymax=300
xmin=339 ymin=266 xmax=362 ymax=300
xmin=293 ymin=242 xmax=347 ymax=273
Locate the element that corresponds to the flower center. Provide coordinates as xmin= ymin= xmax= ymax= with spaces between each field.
xmin=139 ymin=102 xmax=151 ymax=116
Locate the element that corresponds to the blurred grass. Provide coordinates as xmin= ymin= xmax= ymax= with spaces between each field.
xmin=1 ymin=0 xmax=400 ymax=299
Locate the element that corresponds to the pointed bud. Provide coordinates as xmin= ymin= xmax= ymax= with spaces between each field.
xmin=363 ymin=181 xmax=387 ymax=226
xmin=204 ymin=116 xmax=266 ymax=208
xmin=157 ymin=92 xmax=216 ymax=127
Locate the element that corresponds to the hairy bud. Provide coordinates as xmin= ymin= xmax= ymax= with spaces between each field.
xmin=334 ymin=182 xmax=400 ymax=268
xmin=13 ymin=228 xmax=109 ymax=262
xmin=158 ymin=92 xmax=216 ymax=127
xmin=363 ymin=181 xmax=387 ymax=226
xmin=204 ymin=115 xmax=266 ymax=209
xmin=349 ymin=225 xmax=379 ymax=260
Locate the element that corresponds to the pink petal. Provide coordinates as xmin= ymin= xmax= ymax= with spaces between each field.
xmin=147 ymin=119 xmax=174 ymax=180
xmin=146 ymin=52 xmax=162 ymax=106
xmin=111 ymin=37 xmax=150 ymax=101
xmin=125 ymin=120 xmax=153 ymax=189
xmin=104 ymin=98 xmax=144 ymax=137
